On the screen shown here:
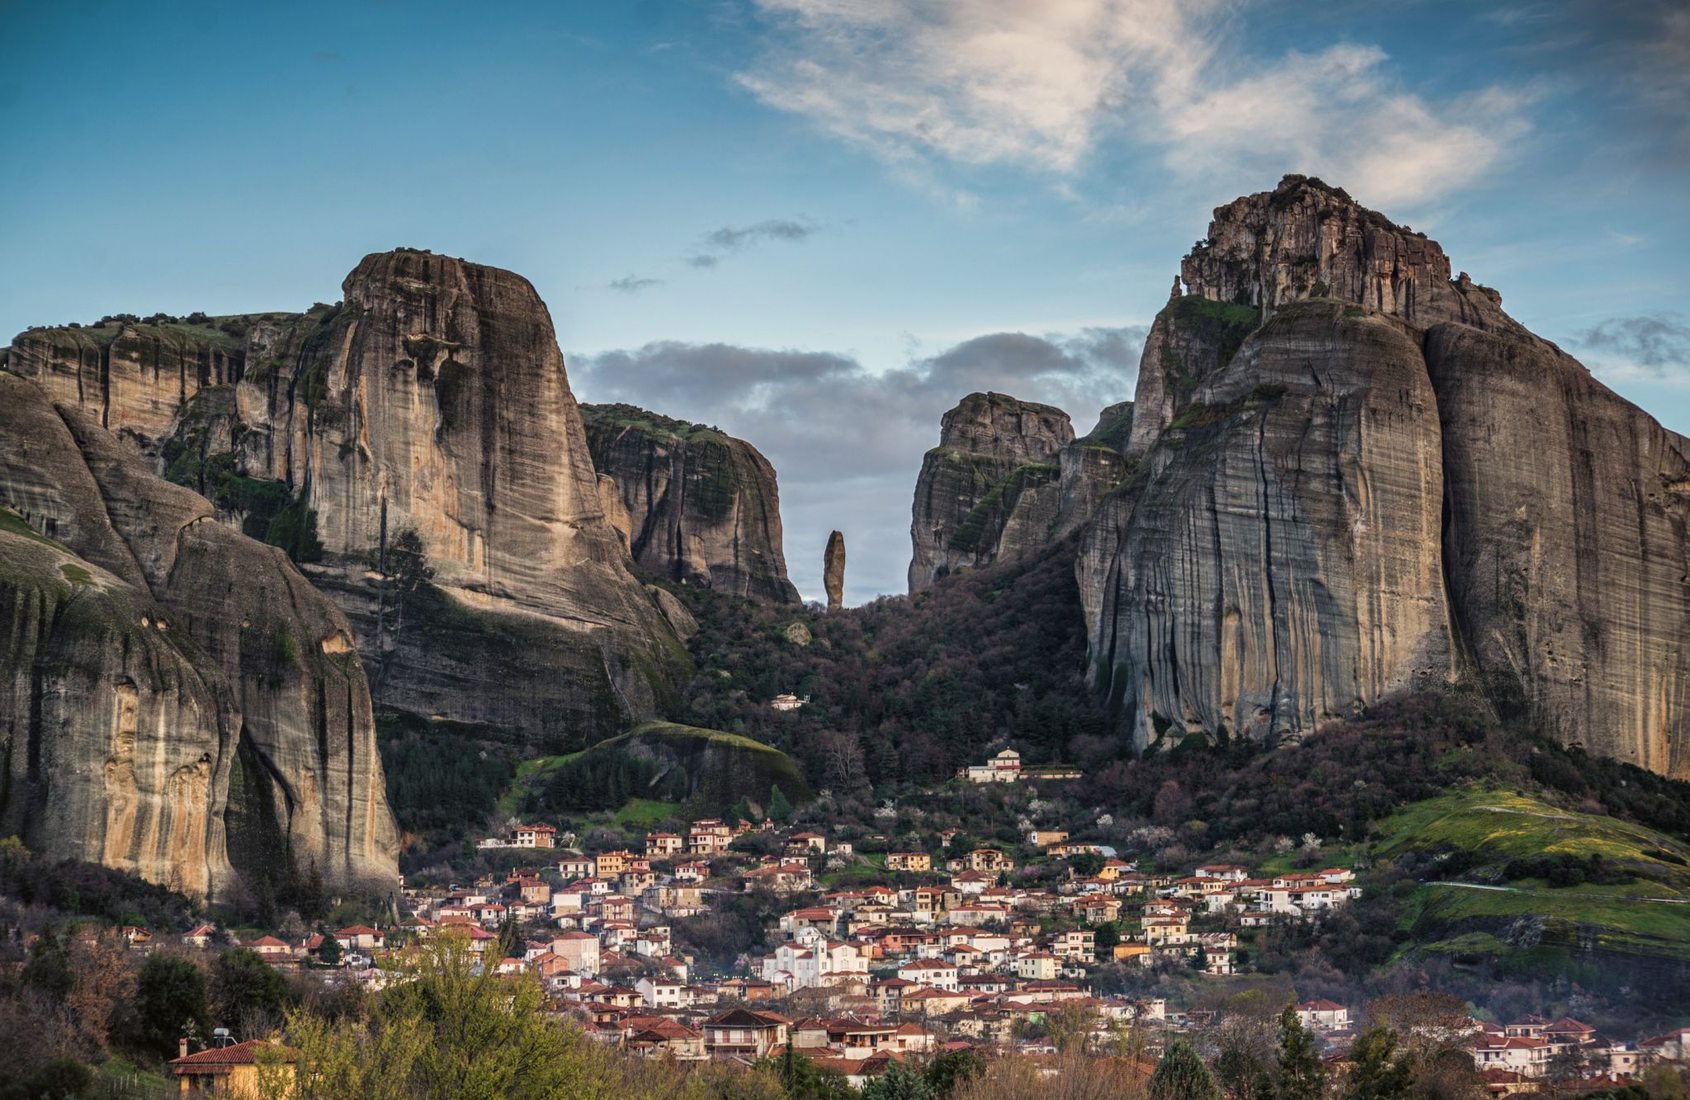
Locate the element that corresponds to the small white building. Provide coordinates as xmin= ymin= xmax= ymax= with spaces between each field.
xmin=961 ymin=749 xmax=1022 ymax=783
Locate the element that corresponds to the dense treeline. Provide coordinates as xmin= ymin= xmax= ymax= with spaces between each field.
xmin=378 ymin=717 xmax=519 ymax=842
xmin=665 ymin=541 xmax=1110 ymax=791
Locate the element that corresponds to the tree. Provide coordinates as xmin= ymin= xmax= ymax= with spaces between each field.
xmin=1190 ymin=944 xmax=1210 ymax=972
xmin=1276 ymin=1002 xmax=1327 ymax=1100
xmin=0 ymin=1057 xmax=95 ymax=1100
xmin=1150 ymin=1038 xmax=1222 ymax=1100
xmin=768 ymin=784 xmax=795 ymax=822
xmin=68 ymin=930 xmax=136 ymax=1052
xmin=1069 ymin=852 xmax=1105 ymax=878
xmin=279 ymin=932 xmax=587 ymax=1100
xmin=318 ymin=932 xmax=342 ymax=967
xmin=923 ymin=1048 xmax=985 ymax=1098
xmin=1093 ymin=922 xmax=1121 ymax=959
xmin=136 ymin=953 xmax=209 ymax=1059
xmin=1344 ymin=1026 xmax=1412 ymax=1100
xmin=862 ymin=1061 xmax=935 ymax=1100
xmin=763 ymin=1046 xmax=854 ymax=1100
xmin=211 ymin=948 xmax=290 ymax=1035
xmin=21 ymin=926 xmax=74 ymax=1000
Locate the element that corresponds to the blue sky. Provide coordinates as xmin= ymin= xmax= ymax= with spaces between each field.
xmin=3 ymin=0 xmax=1687 ymax=603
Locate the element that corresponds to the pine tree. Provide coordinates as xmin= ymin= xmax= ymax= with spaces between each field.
xmin=318 ymin=932 xmax=342 ymax=967
xmin=1277 ymin=1002 xmax=1328 ymax=1100
xmin=1150 ymin=1037 xmax=1222 ymax=1100
xmin=769 ymin=784 xmax=794 ymax=822
xmin=1345 ymin=1026 xmax=1413 ymax=1100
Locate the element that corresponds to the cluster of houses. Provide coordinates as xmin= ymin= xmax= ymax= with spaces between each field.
xmin=1284 ymin=1003 xmax=1690 ymax=1091
xmin=90 ymin=804 xmax=1688 ymax=1094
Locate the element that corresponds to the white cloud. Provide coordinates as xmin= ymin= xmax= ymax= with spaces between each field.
xmin=736 ymin=0 xmax=1532 ymax=206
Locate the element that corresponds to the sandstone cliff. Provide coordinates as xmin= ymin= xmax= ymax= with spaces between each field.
xmin=9 ymin=251 xmax=687 ymax=751
xmin=0 ymin=372 xmax=399 ymax=899
xmin=1083 ymin=175 xmax=1690 ymax=778
xmin=580 ymin=403 xmax=799 ymax=605
xmin=908 ymin=393 xmax=1074 ymax=592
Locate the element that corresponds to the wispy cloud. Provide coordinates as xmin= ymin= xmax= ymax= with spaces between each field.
xmin=735 ymin=0 xmax=1532 ymax=207
xmin=607 ymin=274 xmax=665 ymax=293
xmin=571 ymin=323 xmax=1145 ymax=601
xmin=1570 ymin=313 xmax=1690 ymax=385
xmin=687 ymin=217 xmax=820 ymax=268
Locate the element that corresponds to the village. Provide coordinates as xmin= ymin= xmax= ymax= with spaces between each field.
xmin=146 ymin=750 xmax=1690 ymax=1097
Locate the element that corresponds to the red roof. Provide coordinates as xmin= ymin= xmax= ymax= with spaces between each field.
xmin=171 ymin=1040 xmax=295 ymax=1072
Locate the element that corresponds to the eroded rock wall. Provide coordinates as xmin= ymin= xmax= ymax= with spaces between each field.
xmin=908 ymin=393 xmax=1073 ymax=592
xmin=8 ymin=251 xmax=687 ymax=749
xmin=0 ymin=373 xmax=399 ymax=898
xmin=1081 ymin=174 xmax=1690 ymax=776
xmin=580 ymin=403 xmax=799 ymax=605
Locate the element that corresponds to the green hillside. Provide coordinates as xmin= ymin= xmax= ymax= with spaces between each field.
xmin=1375 ymin=785 xmax=1690 ymax=964
xmin=521 ymin=721 xmax=812 ymax=821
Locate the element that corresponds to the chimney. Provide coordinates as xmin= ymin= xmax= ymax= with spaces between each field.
xmin=178 ymin=1037 xmax=189 ymax=1059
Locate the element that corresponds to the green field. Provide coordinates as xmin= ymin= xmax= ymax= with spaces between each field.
xmin=1372 ymin=785 xmax=1690 ymax=963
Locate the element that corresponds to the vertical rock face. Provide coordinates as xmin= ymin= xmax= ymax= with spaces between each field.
xmin=9 ymin=251 xmax=687 ymax=750
xmin=579 ymin=403 xmax=800 ymax=604
xmin=0 ymin=373 xmax=398 ymax=899
xmin=1427 ymin=326 xmax=1690 ymax=778
xmin=1079 ymin=174 xmax=1690 ymax=777
xmin=1094 ymin=302 xmax=1456 ymax=745
xmin=908 ymin=393 xmax=1074 ymax=592
xmin=824 ymin=531 xmax=846 ymax=612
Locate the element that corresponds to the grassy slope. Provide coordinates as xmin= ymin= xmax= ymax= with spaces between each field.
xmin=501 ymin=721 xmax=811 ymax=823
xmin=1373 ymin=785 xmax=1690 ymax=962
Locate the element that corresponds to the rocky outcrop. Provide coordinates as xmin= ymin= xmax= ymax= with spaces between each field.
xmin=1092 ymin=301 xmax=1456 ymax=745
xmin=580 ymin=403 xmax=799 ymax=605
xmin=9 ymin=251 xmax=687 ymax=750
xmin=0 ymin=372 xmax=398 ymax=899
xmin=1081 ymin=174 xmax=1690 ymax=778
xmin=1427 ymin=326 xmax=1690 ymax=777
xmin=824 ymin=531 xmax=845 ymax=612
xmin=1055 ymin=402 xmax=1135 ymax=542
xmin=908 ymin=393 xmax=1074 ymax=592
xmin=909 ymin=394 xmax=1139 ymax=590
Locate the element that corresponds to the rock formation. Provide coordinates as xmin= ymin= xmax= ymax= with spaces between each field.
xmin=580 ymin=403 xmax=799 ymax=604
xmin=1081 ymin=175 xmax=1690 ymax=778
xmin=908 ymin=393 xmax=1139 ymax=591
xmin=824 ymin=531 xmax=845 ymax=612
xmin=908 ymin=393 xmax=1074 ymax=591
xmin=0 ymin=372 xmax=399 ymax=899
xmin=8 ymin=251 xmax=687 ymax=751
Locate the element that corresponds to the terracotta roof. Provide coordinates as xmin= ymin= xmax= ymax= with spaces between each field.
xmin=171 ymin=1040 xmax=295 ymax=1072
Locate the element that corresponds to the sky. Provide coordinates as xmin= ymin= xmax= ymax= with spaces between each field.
xmin=2 ymin=0 xmax=1687 ymax=604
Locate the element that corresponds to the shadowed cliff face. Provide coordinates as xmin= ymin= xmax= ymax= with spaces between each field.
xmin=908 ymin=393 xmax=1138 ymax=594
xmin=1082 ymin=174 xmax=1690 ymax=778
xmin=0 ymin=373 xmax=399 ymax=900
xmin=580 ymin=403 xmax=799 ymax=605
xmin=908 ymin=393 xmax=1074 ymax=592
xmin=8 ymin=250 xmax=688 ymax=750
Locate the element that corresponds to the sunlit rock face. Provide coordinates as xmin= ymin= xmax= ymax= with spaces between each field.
xmin=1080 ymin=175 xmax=1690 ymax=777
xmin=9 ymin=250 xmax=688 ymax=751
xmin=0 ymin=373 xmax=399 ymax=899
